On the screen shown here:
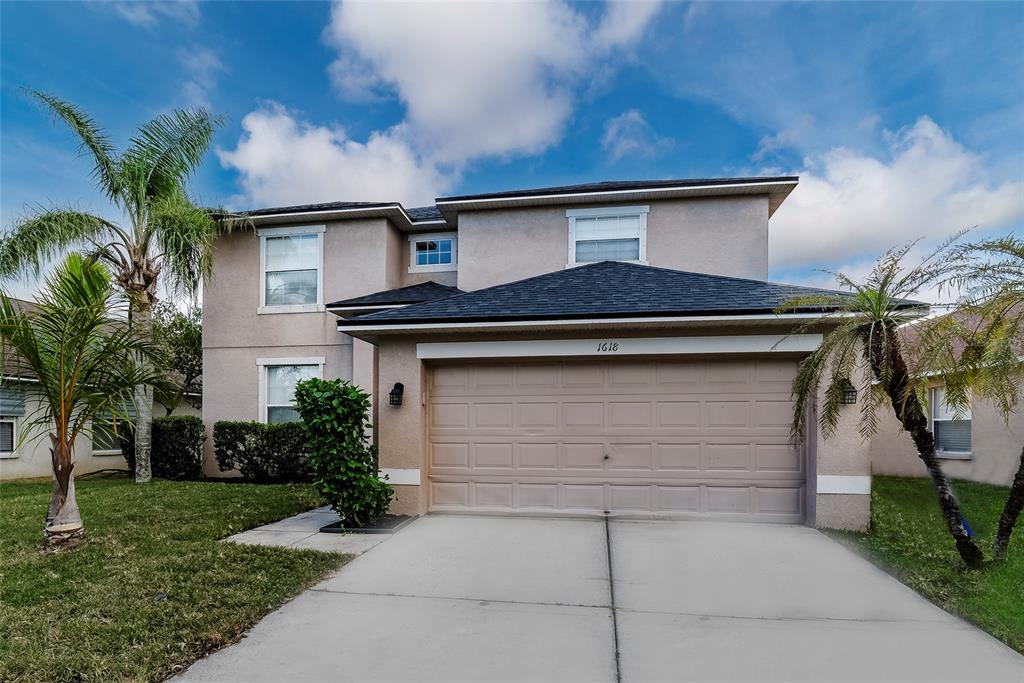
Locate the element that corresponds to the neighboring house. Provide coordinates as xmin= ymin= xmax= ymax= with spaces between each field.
xmin=204 ymin=175 xmax=895 ymax=531
xmin=870 ymin=312 xmax=1023 ymax=487
xmin=0 ymin=298 xmax=201 ymax=480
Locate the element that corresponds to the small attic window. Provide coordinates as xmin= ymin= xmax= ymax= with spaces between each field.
xmin=409 ymin=233 xmax=457 ymax=273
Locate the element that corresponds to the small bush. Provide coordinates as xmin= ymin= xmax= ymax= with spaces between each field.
xmin=213 ymin=420 xmax=308 ymax=482
xmin=294 ymin=378 xmax=392 ymax=527
xmin=151 ymin=415 xmax=206 ymax=480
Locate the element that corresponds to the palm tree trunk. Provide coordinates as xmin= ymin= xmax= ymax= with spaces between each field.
xmin=46 ymin=434 xmax=83 ymax=546
xmin=993 ymin=444 xmax=1024 ymax=560
xmin=133 ymin=300 xmax=154 ymax=484
xmin=869 ymin=329 xmax=984 ymax=569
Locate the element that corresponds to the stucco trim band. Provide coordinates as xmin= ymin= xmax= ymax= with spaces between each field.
xmin=380 ymin=468 xmax=421 ymax=485
xmin=416 ymin=334 xmax=823 ymax=360
xmin=816 ymin=475 xmax=872 ymax=495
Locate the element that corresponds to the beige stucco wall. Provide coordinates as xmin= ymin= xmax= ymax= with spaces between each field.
xmin=376 ymin=340 xmax=428 ymax=515
xmin=0 ymin=391 xmax=200 ymax=480
xmin=201 ymin=218 xmax=407 ymax=472
xmin=456 ymin=196 xmax=769 ymax=291
xmin=809 ymin=368 xmax=873 ymax=531
xmin=870 ymin=399 xmax=1023 ymax=486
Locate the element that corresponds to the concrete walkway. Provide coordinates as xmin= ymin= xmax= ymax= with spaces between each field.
xmin=181 ymin=516 xmax=1024 ymax=683
xmin=225 ymin=506 xmax=387 ymax=555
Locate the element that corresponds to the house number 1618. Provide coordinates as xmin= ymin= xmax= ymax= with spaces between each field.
xmin=596 ymin=342 xmax=620 ymax=352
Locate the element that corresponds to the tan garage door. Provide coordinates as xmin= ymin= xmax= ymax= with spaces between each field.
xmin=427 ymin=358 xmax=805 ymax=522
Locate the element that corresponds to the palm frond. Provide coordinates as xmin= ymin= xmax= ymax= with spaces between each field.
xmin=0 ymin=208 xmax=114 ymax=280
xmin=148 ymin=190 xmax=219 ymax=297
xmin=25 ymin=90 xmax=121 ymax=201
xmin=125 ymin=108 xmax=223 ymax=201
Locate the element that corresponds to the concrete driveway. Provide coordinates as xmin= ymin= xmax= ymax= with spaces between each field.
xmin=179 ymin=516 xmax=1024 ymax=682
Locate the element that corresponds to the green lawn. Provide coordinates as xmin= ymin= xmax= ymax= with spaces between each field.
xmin=0 ymin=476 xmax=348 ymax=682
xmin=832 ymin=476 xmax=1024 ymax=653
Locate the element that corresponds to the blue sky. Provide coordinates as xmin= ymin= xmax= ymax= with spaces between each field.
xmin=2 ymin=1 xmax=1022 ymax=297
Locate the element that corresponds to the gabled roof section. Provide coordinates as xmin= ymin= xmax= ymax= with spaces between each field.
xmin=340 ymin=261 xmax=866 ymax=327
xmin=327 ymin=281 xmax=463 ymax=310
xmin=435 ymin=176 xmax=799 ymax=219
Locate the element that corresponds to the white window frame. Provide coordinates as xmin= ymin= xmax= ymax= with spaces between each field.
xmin=258 ymin=225 xmax=326 ymax=314
xmin=256 ymin=357 xmax=326 ymax=424
xmin=408 ymin=232 xmax=458 ymax=273
xmin=566 ymin=205 xmax=649 ymax=268
xmin=929 ymin=386 xmax=972 ymax=459
xmin=0 ymin=417 xmax=17 ymax=458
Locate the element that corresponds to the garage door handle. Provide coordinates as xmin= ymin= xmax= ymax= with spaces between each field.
xmin=603 ymin=454 xmax=610 ymax=460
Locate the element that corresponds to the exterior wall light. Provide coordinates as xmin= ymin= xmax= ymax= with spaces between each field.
xmin=389 ymin=382 xmax=405 ymax=406
xmin=841 ymin=380 xmax=858 ymax=405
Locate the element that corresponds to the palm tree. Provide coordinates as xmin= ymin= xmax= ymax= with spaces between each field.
xmin=783 ymin=241 xmax=985 ymax=568
xmin=0 ymin=91 xmax=224 ymax=483
xmin=919 ymin=236 xmax=1024 ymax=560
xmin=0 ymin=254 xmax=157 ymax=546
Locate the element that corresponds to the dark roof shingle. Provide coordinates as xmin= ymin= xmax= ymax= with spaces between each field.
xmin=342 ymin=261 xmax=862 ymax=326
xmin=327 ymin=281 xmax=463 ymax=308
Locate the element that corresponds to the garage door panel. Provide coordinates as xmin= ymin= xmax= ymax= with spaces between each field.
xmin=563 ymin=443 xmax=605 ymax=470
xmin=428 ymin=359 xmax=804 ymax=522
xmin=518 ymin=443 xmax=559 ymax=469
xmin=704 ymin=443 xmax=752 ymax=471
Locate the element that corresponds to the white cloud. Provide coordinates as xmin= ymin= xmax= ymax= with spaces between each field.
xmin=217 ymin=103 xmax=450 ymax=209
xmin=770 ymin=117 xmax=1024 ymax=273
xmin=601 ymin=109 xmax=674 ymax=162
xmin=325 ymin=0 xmax=662 ymax=164
xmin=594 ymin=1 xmax=665 ymax=50
xmin=178 ymin=48 xmax=224 ymax=109
xmin=108 ymin=0 xmax=199 ymax=29
xmin=224 ymin=1 xmax=664 ymax=210
xmin=751 ymin=127 xmax=800 ymax=162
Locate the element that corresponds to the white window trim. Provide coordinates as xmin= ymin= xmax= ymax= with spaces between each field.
xmin=258 ymin=225 xmax=326 ymax=314
xmin=256 ymin=357 xmax=326 ymax=424
xmin=0 ymin=417 xmax=17 ymax=458
xmin=929 ymin=386 xmax=972 ymax=459
xmin=566 ymin=205 xmax=649 ymax=268
xmin=408 ymin=232 xmax=458 ymax=273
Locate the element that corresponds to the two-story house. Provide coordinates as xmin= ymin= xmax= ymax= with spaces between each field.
xmin=203 ymin=176 xmax=877 ymax=530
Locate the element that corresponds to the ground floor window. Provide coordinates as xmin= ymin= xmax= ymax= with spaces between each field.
xmin=258 ymin=358 xmax=324 ymax=424
xmin=0 ymin=417 xmax=16 ymax=457
xmin=930 ymin=386 xmax=972 ymax=458
xmin=92 ymin=419 xmax=127 ymax=456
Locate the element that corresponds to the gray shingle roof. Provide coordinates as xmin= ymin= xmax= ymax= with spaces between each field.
xmin=406 ymin=206 xmax=444 ymax=222
xmin=245 ymin=201 xmax=394 ymax=217
xmin=436 ymin=176 xmax=798 ymax=202
xmin=327 ymin=281 xmax=463 ymax=308
xmin=341 ymin=261 xmax=861 ymax=326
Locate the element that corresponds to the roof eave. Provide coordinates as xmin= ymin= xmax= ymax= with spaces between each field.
xmin=242 ymin=205 xmax=450 ymax=231
xmin=338 ymin=310 xmax=857 ymax=342
xmin=434 ymin=178 xmax=799 ymax=220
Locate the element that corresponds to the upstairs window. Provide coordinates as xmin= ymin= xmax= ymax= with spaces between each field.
xmin=930 ymin=387 xmax=972 ymax=458
xmin=567 ymin=206 xmax=648 ymax=266
xmin=409 ymin=233 xmax=457 ymax=272
xmin=259 ymin=226 xmax=325 ymax=313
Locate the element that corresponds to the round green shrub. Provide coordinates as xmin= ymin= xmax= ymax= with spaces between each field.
xmin=294 ymin=377 xmax=393 ymax=527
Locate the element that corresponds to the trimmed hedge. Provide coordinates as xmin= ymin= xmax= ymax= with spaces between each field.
xmin=294 ymin=377 xmax=392 ymax=528
xmin=213 ymin=421 xmax=308 ymax=482
xmin=151 ymin=415 xmax=206 ymax=480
